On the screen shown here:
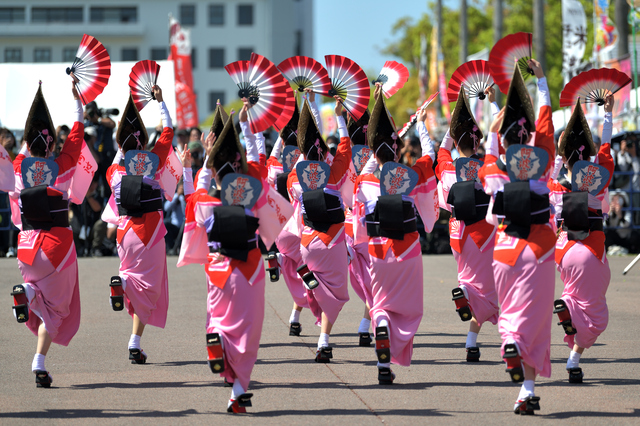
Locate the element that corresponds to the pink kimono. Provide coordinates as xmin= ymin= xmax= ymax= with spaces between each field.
xmin=106 ymin=124 xmax=174 ymax=328
xmin=353 ymin=153 xmax=439 ymax=366
xmin=286 ymin=137 xmax=353 ymax=326
xmin=478 ymin=78 xmax=556 ymax=378
xmin=549 ymin=112 xmax=614 ymax=350
xmin=178 ymin=159 xmax=287 ymax=390
xmin=10 ymin=114 xmax=84 ymax=346
xmin=436 ymin=142 xmax=498 ymax=327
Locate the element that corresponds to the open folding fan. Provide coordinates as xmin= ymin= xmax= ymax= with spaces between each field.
xmin=225 ymin=53 xmax=291 ymax=134
xmin=324 ymin=55 xmax=370 ymax=120
xmin=372 ymin=61 xmax=410 ymax=98
xmin=277 ymin=56 xmax=332 ymax=95
xmin=489 ymin=32 xmax=534 ymax=94
xmin=398 ymin=92 xmax=439 ymax=138
xmin=559 ymin=68 xmax=632 ymax=108
xmin=128 ymin=60 xmax=161 ymax=111
xmin=447 ymin=60 xmax=494 ymax=103
xmin=66 ymin=34 xmax=111 ymax=105
xmin=273 ymin=80 xmax=296 ymax=131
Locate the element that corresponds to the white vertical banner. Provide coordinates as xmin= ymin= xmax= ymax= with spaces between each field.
xmin=562 ymin=0 xmax=588 ymax=84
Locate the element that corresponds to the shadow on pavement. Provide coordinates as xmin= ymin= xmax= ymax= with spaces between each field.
xmin=0 ymin=409 xmax=199 ymax=419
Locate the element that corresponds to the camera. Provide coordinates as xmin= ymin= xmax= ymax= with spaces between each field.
xmin=86 ymin=101 xmax=119 ymax=119
xmin=88 ymin=107 xmax=119 ymax=118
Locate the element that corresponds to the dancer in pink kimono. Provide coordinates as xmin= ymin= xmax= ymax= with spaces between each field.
xmin=345 ymin=109 xmax=376 ymax=347
xmin=548 ymin=95 xmax=614 ymax=383
xmin=353 ymin=92 xmax=439 ymax=384
xmin=106 ymin=86 xmax=174 ymax=364
xmin=9 ymin=77 xmax=84 ymax=387
xmin=478 ymin=61 xmax=555 ymax=415
xmin=287 ymin=96 xmax=351 ymax=362
xmin=177 ymin=99 xmax=290 ymax=413
xmin=436 ymin=87 xmax=499 ymax=362
xmin=265 ymin=98 xmax=308 ymax=336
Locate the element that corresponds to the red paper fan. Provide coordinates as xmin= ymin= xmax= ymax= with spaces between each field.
xmin=66 ymin=34 xmax=111 ymax=105
xmin=277 ymin=56 xmax=331 ymax=95
xmin=372 ymin=61 xmax=410 ymax=98
xmin=325 ymin=55 xmax=370 ymax=120
xmin=398 ymin=92 xmax=439 ymax=138
xmin=273 ymin=80 xmax=296 ymax=131
xmin=128 ymin=60 xmax=161 ymax=111
xmin=225 ymin=54 xmax=291 ymax=134
xmin=447 ymin=60 xmax=494 ymax=103
xmin=559 ymin=68 xmax=632 ymax=108
xmin=488 ymin=32 xmax=534 ymax=94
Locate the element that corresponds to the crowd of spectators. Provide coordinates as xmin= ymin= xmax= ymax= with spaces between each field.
xmin=2 ymin=104 xmax=640 ymax=258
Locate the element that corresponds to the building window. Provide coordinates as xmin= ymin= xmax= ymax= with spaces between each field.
xmin=63 ymin=47 xmax=76 ymax=63
xmin=34 ymin=48 xmax=52 ymax=63
xmin=238 ymin=4 xmax=253 ymax=26
xmin=238 ymin=48 xmax=253 ymax=61
xmin=151 ymin=48 xmax=168 ymax=61
xmin=180 ymin=4 xmax=196 ymax=26
xmin=90 ymin=7 xmax=137 ymax=23
xmin=32 ymin=7 xmax=82 ymax=23
xmin=191 ymin=48 xmax=197 ymax=69
xmin=209 ymin=92 xmax=226 ymax=112
xmin=4 ymin=48 xmax=22 ymax=63
xmin=122 ymin=48 xmax=138 ymax=61
xmin=209 ymin=4 xmax=224 ymax=26
xmin=0 ymin=7 xmax=25 ymax=23
xmin=209 ymin=48 xmax=224 ymax=69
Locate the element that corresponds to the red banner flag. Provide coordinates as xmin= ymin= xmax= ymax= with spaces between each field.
xmin=169 ymin=15 xmax=198 ymax=128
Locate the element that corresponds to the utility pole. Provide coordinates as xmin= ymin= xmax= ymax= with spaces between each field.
xmin=437 ymin=0 xmax=443 ymax=48
xmin=616 ymin=0 xmax=630 ymax=57
xmin=493 ymin=0 xmax=503 ymax=44
xmin=533 ymin=0 xmax=546 ymax=72
xmin=460 ymin=0 xmax=468 ymax=64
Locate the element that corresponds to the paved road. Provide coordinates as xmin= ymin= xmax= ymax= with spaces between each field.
xmin=0 ymin=254 xmax=639 ymax=424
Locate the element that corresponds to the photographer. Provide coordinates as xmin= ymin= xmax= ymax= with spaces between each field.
xmin=84 ymin=101 xmax=116 ymax=199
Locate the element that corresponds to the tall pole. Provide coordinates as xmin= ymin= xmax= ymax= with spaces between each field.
xmin=493 ymin=0 xmax=503 ymax=44
xmin=533 ymin=0 xmax=546 ymax=72
xmin=437 ymin=0 xmax=443 ymax=49
xmin=460 ymin=0 xmax=468 ymax=64
xmin=617 ymin=0 xmax=630 ymax=57
xmin=493 ymin=0 xmax=503 ymax=103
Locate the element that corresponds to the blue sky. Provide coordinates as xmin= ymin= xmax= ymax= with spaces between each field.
xmin=313 ymin=0 xmax=459 ymax=74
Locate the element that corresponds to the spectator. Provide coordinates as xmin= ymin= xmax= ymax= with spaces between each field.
xmin=605 ymin=190 xmax=639 ymax=254
xmin=1 ymin=127 xmax=17 ymax=160
xmin=84 ymin=100 xmax=116 ymax=200
xmin=326 ymin=135 xmax=338 ymax=157
xmin=616 ymin=137 xmax=640 ymax=224
xmin=163 ymin=180 xmax=186 ymax=255
xmin=54 ymin=125 xmax=70 ymax=158
xmin=70 ymin=175 xmax=103 ymax=256
xmin=176 ymin=128 xmax=189 ymax=152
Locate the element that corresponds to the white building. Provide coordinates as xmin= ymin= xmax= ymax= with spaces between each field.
xmin=0 ymin=0 xmax=314 ymax=126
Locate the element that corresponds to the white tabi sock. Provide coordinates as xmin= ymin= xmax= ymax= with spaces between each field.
xmin=377 ymin=318 xmax=389 ymax=329
xmin=32 ymin=353 xmax=45 ymax=372
xmin=567 ymin=350 xmax=581 ymax=369
xmin=358 ymin=318 xmax=371 ymax=334
xmin=128 ymin=334 xmax=141 ymax=350
xmin=466 ymin=332 xmax=478 ymax=348
xmin=289 ymin=309 xmax=301 ymax=324
xmin=231 ymin=380 xmax=245 ymax=399
xmin=377 ymin=361 xmax=391 ymax=369
xmin=518 ymin=380 xmax=535 ymax=400
xmin=318 ymin=332 xmax=329 ymax=349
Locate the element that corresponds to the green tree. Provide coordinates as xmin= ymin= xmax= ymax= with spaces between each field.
xmin=380 ymin=0 xmax=600 ymax=127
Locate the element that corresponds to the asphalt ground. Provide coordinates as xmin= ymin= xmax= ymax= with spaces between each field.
xmin=0 ymin=254 xmax=639 ymax=425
